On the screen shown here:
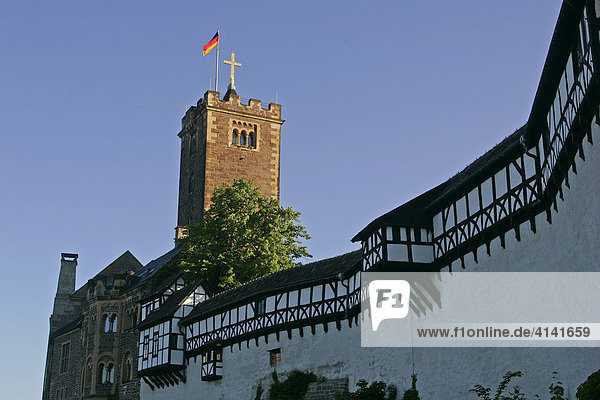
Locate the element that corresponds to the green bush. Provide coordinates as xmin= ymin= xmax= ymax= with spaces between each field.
xmin=335 ymin=379 xmax=398 ymax=400
xmin=267 ymin=370 xmax=320 ymax=400
xmin=401 ymin=374 xmax=420 ymax=400
xmin=470 ymin=371 xmax=525 ymax=400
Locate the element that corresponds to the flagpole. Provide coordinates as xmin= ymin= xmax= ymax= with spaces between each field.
xmin=215 ymin=29 xmax=219 ymax=92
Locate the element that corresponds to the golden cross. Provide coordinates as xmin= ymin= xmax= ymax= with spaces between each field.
xmin=223 ymin=52 xmax=242 ymax=90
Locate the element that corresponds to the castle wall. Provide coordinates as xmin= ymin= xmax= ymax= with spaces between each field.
xmin=140 ymin=117 xmax=600 ymax=400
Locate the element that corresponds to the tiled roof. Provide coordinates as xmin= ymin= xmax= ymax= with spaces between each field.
xmin=182 ymin=250 xmax=362 ymax=323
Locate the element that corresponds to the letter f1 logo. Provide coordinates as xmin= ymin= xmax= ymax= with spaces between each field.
xmin=368 ymin=280 xmax=411 ymax=331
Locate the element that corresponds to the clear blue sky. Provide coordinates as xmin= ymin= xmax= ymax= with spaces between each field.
xmin=0 ymin=1 xmax=562 ymax=398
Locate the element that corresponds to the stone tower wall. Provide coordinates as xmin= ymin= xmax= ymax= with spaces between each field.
xmin=177 ymin=90 xmax=282 ymax=228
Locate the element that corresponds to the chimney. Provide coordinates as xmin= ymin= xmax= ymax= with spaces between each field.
xmin=50 ymin=253 xmax=78 ymax=334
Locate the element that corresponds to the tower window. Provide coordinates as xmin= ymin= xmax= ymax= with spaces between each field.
xmin=248 ymin=132 xmax=255 ymax=148
xmin=103 ymin=313 xmax=118 ymax=333
xmin=232 ymin=129 xmax=239 ymax=145
xmin=99 ymin=362 xmax=114 ymax=384
xmin=190 ymin=131 xmax=197 ymax=156
xmin=240 ymin=131 xmax=247 ymax=145
xmin=188 ymin=173 xmax=195 ymax=194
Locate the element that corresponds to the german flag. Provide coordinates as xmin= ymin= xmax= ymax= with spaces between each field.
xmin=203 ymin=32 xmax=219 ymax=56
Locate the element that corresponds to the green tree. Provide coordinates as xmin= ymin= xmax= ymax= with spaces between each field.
xmin=168 ymin=178 xmax=311 ymax=293
xmin=576 ymin=368 xmax=600 ymax=400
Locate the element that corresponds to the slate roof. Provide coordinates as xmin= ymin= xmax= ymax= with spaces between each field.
xmin=50 ymin=315 xmax=83 ymax=339
xmin=426 ymin=125 xmax=526 ymax=210
xmin=182 ymin=250 xmax=362 ymax=323
xmin=352 ymin=125 xmax=526 ymax=242
xmin=138 ymin=273 xmax=181 ymax=303
xmin=130 ymin=246 xmax=182 ymax=290
xmin=72 ymin=250 xmax=143 ymax=298
xmin=137 ymin=284 xmax=199 ymax=330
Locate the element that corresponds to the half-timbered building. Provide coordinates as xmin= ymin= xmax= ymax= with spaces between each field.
xmin=137 ymin=281 xmax=206 ymax=389
xmin=138 ymin=1 xmax=600 ymax=399
xmin=44 ymin=0 xmax=600 ymax=399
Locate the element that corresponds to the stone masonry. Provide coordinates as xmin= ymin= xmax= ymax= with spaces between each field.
xmin=176 ymin=90 xmax=283 ymax=232
xmin=304 ymin=378 xmax=349 ymax=400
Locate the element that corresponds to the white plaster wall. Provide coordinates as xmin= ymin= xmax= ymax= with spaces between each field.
xmin=141 ymin=324 xmax=599 ymax=399
xmin=141 ymin=125 xmax=599 ymax=399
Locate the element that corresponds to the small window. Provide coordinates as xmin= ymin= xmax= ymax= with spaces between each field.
xmin=188 ymin=172 xmax=195 ymax=194
xmin=84 ymin=359 xmax=93 ymax=388
xmin=248 ymin=132 xmax=255 ymax=148
xmin=57 ymin=388 xmax=67 ymax=400
xmin=232 ymin=129 xmax=239 ymax=145
xmin=269 ymin=348 xmax=281 ymax=366
xmin=60 ymin=342 xmax=70 ymax=374
xmin=143 ymin=336 xmax=149 ymax=360
xmin=106 ymin=363 xmax=114 ymax=384
xmin=130 ymin=308 xmax=137 ymax=329
xmin=110 ymin=314 xmax=118 ymax=333
xmin=240 ymin=131 xmax=247 ymax=145
xmin=103 ymin=315 xmax=110 ymax=332
xmin=255 ymin=299 xmax=266 ymax=316
xmin=152 ymin=331 xmax=159 ymax=357
xmin=98 ymin=363 xmax=105 ymax=384
xmin=122 ymin=353 xmax=132 ymax=382
xmin=190 ymin=131 xmax=197 ymax=155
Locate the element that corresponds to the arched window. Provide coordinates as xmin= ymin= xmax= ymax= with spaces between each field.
xmin=103 ymin=314 xmax=117 ymax=333
xmin=122 ymin=353 xmax=132 ymax=383
xmin=84 ymin=359 xmax=93 ymax=389
xmin=240 ymin=131 xmax=247 ymax=145
xmin=232 ymin=129 xmax=239 ymax=145
xmin=248 ymin=132 xmax=255 ymax=148
xmin=98 ymin=363 xmax=105 ymax=384
xmin=98 ymin=358 xmax=115 ymax=384
xmin=110 ymin=314 xmax=118 ymax=333
xmin=107 ymin=363 xmax=115 ymax=384
xmin=103 ymin=315 xmax=110 ymax=333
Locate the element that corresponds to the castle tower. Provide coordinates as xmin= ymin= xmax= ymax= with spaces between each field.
xmin=175 ymin=58 xmax=283 ymax=239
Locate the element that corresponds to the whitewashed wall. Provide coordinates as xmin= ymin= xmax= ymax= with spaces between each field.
xmin=141 ymin=121 xmax=600 ymax=399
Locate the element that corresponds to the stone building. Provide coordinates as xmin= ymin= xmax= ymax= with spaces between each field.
xmin=44 ymin=1 xmax=600 ymax=399
xmin=43 ymin=60 xmax=284 ymax=399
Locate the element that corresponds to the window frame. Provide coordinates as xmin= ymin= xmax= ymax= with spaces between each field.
xmin=59 ymin=341 xmax=71 ymax=374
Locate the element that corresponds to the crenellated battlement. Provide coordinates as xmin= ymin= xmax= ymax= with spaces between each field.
xmin=179 ymin=91 xmax=282 ymax=138
xmin=176 ymin=88 xmax=283 ymax=230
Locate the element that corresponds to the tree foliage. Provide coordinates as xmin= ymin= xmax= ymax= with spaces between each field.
xmin=167 ymin=178 xmax=311 ymax=293
xmin=576 ymin=369 xmax=600 ymax=400
xmin=336 ymin=379 xmax=398 ymax=400
xmin=267 ymin=370 xmax=320 ymax=400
